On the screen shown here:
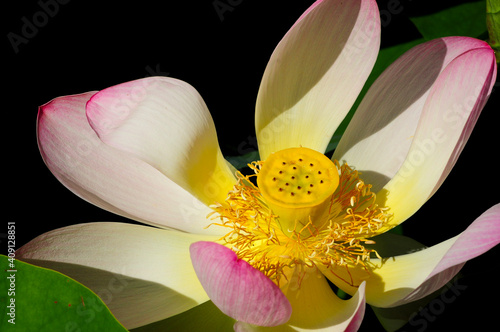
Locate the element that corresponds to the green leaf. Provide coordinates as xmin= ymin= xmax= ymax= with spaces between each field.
xmin=487 ymin=0 xmax=500 ymax=62
xmin=0 ymin=255 xmax=128 ymax=332
xmin=410 ymin=1 xmax=487 ymax=40
xmin=131 ymin=301 xmax=235 ymax=332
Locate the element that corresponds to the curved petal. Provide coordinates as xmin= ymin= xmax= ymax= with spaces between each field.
xmin=283 ymin=267 xmax=366 ymax=331
xmin=380 ymin=46 xmax=496 ymax=230
xmin=86 ymin=77 xmax=236 ymax=206
xmin=190 ymin=242 xmax=292 ymax=326
xmin=319 ymin=203 xmax=500 ymax=308
xmin=38 ymin=92 xmax=224 ymax=235
xmin=334 ymin=37 xmax=490 ymax=189
xmin=16 ymin=222 xmax=218 ymax=329
xmin=255 ymin=0 xmax=380 ymax=160
xmin=333 ymin=37 xmax=496 ymax=231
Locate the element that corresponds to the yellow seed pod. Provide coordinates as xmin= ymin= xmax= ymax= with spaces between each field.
xmin=257 ymin=147 xmax=339 ymax=235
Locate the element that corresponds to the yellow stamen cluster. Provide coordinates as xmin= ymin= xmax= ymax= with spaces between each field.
xmin=208 ymin=147 xmax=391 ymax=286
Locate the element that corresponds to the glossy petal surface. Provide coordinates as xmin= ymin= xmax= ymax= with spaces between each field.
xmin=256 ymin=0 xmax=380 ymax=160
xmin=333 ymin=37 xmax=496 ymax=231
xmin=87 ymin=77 xmax=236 ymax=206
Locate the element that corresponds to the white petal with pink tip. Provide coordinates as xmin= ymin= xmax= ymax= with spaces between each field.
xmin=86 ymin=77 xmax=236 ymax=206
xmin=190 ymin=241 xmax=292 ymax=326
xmin=38 ymin=92 xmax=222 ymax=235
xmin=333 ymin=37 xmax=496 ymax=231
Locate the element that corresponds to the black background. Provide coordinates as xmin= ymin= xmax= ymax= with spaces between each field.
xmin=5 ymin=0 xmax=500 ymax=331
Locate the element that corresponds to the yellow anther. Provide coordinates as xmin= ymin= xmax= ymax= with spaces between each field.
xmin=207 ymin=148 xmax=391 ymax=286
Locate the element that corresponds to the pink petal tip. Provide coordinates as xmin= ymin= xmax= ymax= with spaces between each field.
xmin=190 ymin=241 xmax=292 ymax=326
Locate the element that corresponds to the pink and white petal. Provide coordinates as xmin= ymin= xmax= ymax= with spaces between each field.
xmin=86 ymin=77 xmax=236 ymax=206
xmin=333 ymin=37 xmax=496 ymax=231
xmin=380 ymin=46 xmax=496 ymax=230
xmin=334 ymin=37 xmax=495 ymax=190
xmin=320 ymin=203 xmax=500 ymax=308
xmin=255 ymin=0 xmax=380 ymax=160
xmin=38 ymin=92 xmax=223 ymax=235
xmin=190 ymin=242 xmax=292 ymax=327
xmin=16 ymin=222 xmax=218 ymax=329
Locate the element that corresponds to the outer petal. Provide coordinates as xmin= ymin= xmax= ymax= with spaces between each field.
xmin=38 ymin=92 xmax=223 ymax=235
xmin=319 ymin=203 xmax=500 ymax=308
xmin=16 ymin=222 xmax=218 ymax=329
xmin=334 ymin=37 xmax=492 ymax=190
xmin=86 ymin=77 xmax=236 ymax=206
xmin=255 ymin=0 xmax=380 ymax=160
xmin=333 ymin=37 xmax=496 ymax=230
xmin=190 ymin=242 xmax=292 ymax=326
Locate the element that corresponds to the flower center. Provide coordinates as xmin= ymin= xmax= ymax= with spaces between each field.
xmin=208 ymin=147 xmax=391 ymax=286
xmin=257 ymin=147 xmax=339 ymax=237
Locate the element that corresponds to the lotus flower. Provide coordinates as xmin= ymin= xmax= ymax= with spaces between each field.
xmin=19 ymin=0 xmax=500 ymax=330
